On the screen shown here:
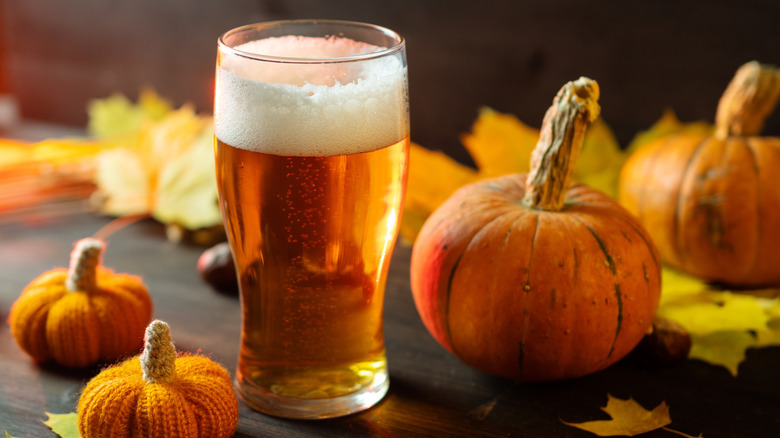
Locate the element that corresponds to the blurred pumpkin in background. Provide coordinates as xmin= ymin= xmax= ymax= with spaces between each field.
xmin=619 ymin=61 xmax=780 ymax=287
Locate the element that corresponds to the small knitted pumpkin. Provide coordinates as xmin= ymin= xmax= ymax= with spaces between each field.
xmin=78 ymin=320 xmax=239 ymax=438
xmin=8 ymin=238 xmax=153 ymax=367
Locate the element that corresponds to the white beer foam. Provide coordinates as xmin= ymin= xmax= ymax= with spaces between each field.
xmin=215 ymin=36 xmax=408 ymax=157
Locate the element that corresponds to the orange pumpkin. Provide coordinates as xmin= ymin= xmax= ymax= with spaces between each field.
xmin=410 ymin=78 xmax=661 ymax=382
xmin=8 ymin=238 xmax=153 ymax=367
xmin=619 ymin=61 xmax=780 ymax=286
xmin=78 ymin=320 xmax=238 ymax=438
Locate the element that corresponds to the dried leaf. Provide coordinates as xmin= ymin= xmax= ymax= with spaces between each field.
xmin=402 ymin=108 xmax=623 ymax=242
xmin=94 ymin=104 xmax=221 ymax=230
xmin=145 ymin=109 xmax=221 ymax=230
xmin=87 ymin=88 xmax=172 ymax=138
xmin=562 ymin=394 xmax=671 ymax=436
xmin=400 ymin=143 xmax=477 ymax=242
xmin=756 ymin=317 xmax=780 ymax=346
xmin=43 ymin=412 xmax=80 ymax=438
xmin=460 ymin=107 xmax=537 ymax=177
xmin=576 ymin=118 xmax=625 ymax=198
xmin=6 ymin=432 xmax=19 ymax=438
xmin=625 ymin=108 xmax=713 ymax=155
xmin=658 ymin=267 xmax=780 ymax=375
xmin=659 ymin=290 xmax=770 ymax=336
xmin=689 ymin=331 xmax=756 ymax=376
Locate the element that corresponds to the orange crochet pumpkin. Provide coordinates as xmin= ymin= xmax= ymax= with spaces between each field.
xmin=78 ymin=320 xmax=239 ymax=438
xmin=8 ymin=237 xmax=152 ymax=367
xmin=619 ymin=61 xmax=780 ymax=286
xmin=410 ymin=78 xmax=661 ymax=381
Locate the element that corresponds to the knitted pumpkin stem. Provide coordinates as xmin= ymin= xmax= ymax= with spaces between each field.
xmin=141 ymin=320 xmax=177 ymax=384
xmin=715 ymin=61 xmax=780 ymax=139
xmin=65 ymin=238 xmax=105 ymax=292
xmin=523 ymin=77 xmax=601 ymax=211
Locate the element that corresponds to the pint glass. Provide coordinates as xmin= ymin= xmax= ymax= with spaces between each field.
xmin=214 ymin=20 xmax=409 ymax=419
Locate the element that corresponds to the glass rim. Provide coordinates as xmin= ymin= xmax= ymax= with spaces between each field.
xmin=218 ymin=19 xmax=406 ymax=64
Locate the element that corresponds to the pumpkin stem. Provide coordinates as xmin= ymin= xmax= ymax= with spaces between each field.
xmin=65 ymin=238 xmax=104 ymax=292
xmin=715 ymin=61 xmax=780 ymax=139
xmin=141 ymin=320 xmax=177 ymax=384
xmin=523 ymin=77 xmax=601 ymax=211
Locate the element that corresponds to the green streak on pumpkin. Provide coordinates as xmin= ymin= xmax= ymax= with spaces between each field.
xmin=625 ymin=220 xmax=661 ymax=274
xmin=573 ymin=216 xmax=624 ymax=360
xmin=578 ymin=220 xmax=616 ymax=275
xmin=607 ymin=284 xmax=623 ymax=359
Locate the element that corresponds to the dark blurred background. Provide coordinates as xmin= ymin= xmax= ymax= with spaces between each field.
xmin=1 ymin=0 xmax=779 ymax=165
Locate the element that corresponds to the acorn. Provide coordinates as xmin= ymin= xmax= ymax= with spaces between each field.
xmin=197 ymin=242 xmax=238 ymax=294
xmin=632 ymin=316 xmax=692 ymax=366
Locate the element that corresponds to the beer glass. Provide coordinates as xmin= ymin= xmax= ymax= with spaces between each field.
xmin=214 ymin=20 xmax=409 ymax=419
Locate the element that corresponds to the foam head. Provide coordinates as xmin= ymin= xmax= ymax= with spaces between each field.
xmin=215 ymin=35 xmax=409 ymax=157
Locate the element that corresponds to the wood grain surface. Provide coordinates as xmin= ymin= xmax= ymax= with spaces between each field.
xmin=0 ymin=214 xmax=778 ymax=437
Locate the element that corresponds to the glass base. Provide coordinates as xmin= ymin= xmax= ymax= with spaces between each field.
xmin=237 ymin=368 xmax=389 ymax=419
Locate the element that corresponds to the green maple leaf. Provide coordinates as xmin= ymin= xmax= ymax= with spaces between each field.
xmin=43 ymin=412 xmax=80 ymax=438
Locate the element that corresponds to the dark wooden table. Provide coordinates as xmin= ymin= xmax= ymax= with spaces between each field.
xmin=0 ymin=214 xmax=778 ymax=437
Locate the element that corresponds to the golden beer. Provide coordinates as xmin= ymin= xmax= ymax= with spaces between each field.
xmin=215 ymin=20 xmax=408 ymax=418
xmin=216 ymin=137 xmax=408 ymax=401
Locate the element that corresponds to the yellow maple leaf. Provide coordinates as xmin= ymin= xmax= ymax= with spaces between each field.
xmin=576 ymin=118 xmax=625 ymax=198
xmin=562 ymin=394 xmax=676 ymax=437
xmin=624 ymin=108 xmax=713 ymax=155
xmin=94 ymin=105 xmax=221 ymax=230
xmin=688 ymin=330 xmax=757 ymax=376
xmin=659 ymin=290 xmax=770 ymax=336
xmin=43 ymin=412 xmax=80 ymax=438
xmin=658 ymin=267 xmax=780 ymax=375
xmin=400 ymin=143 xmax=478 ymax=243
xmin=460 ymin=107 xmax=538 ymax=177
xmin=87 ymin=88 xmax=172 ymax=138
xmin=756 ymin=318 xmax=780 ymax=346
xmin=402 ymin=108 xmax=624 ymax=242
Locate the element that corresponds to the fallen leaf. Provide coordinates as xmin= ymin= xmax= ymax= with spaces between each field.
xmin=688 ymin=330 xmax=756 ymax=376
xmin=468 ymin=398 xmax=498 ymax=421
xmin=460 ymin=107 xmax=537 ymax=177
xmin=562 ymin=394 xmax=672 ymax=436
xmin=43 ymin=412 xmax=80 ymax=438
xmin=400 ymin=143 xmax=477 ymax=242
xmin=6 ymin=432 xmax=19 ymax=438
xmin=624 ymin=108 xmax=713 ymax=155
xmin=658 ymin=290 xmax=770 ymax=336
xmin=94 ymin=104 xmax=221 ymax=230
xmin=402 ymin=108 xmax=623 ymax=242
xmin=87 ymin=88 xmax=172 ymax=138
xmin=575 ymin=118 xmax=625 ymax=198
xmin=144 ymin=109 xmax=221 ymax=230
xmin=657 ymin=267 xmax=780 ymax=375
xmin=756 ymin=317 xmax=780 ymax=346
